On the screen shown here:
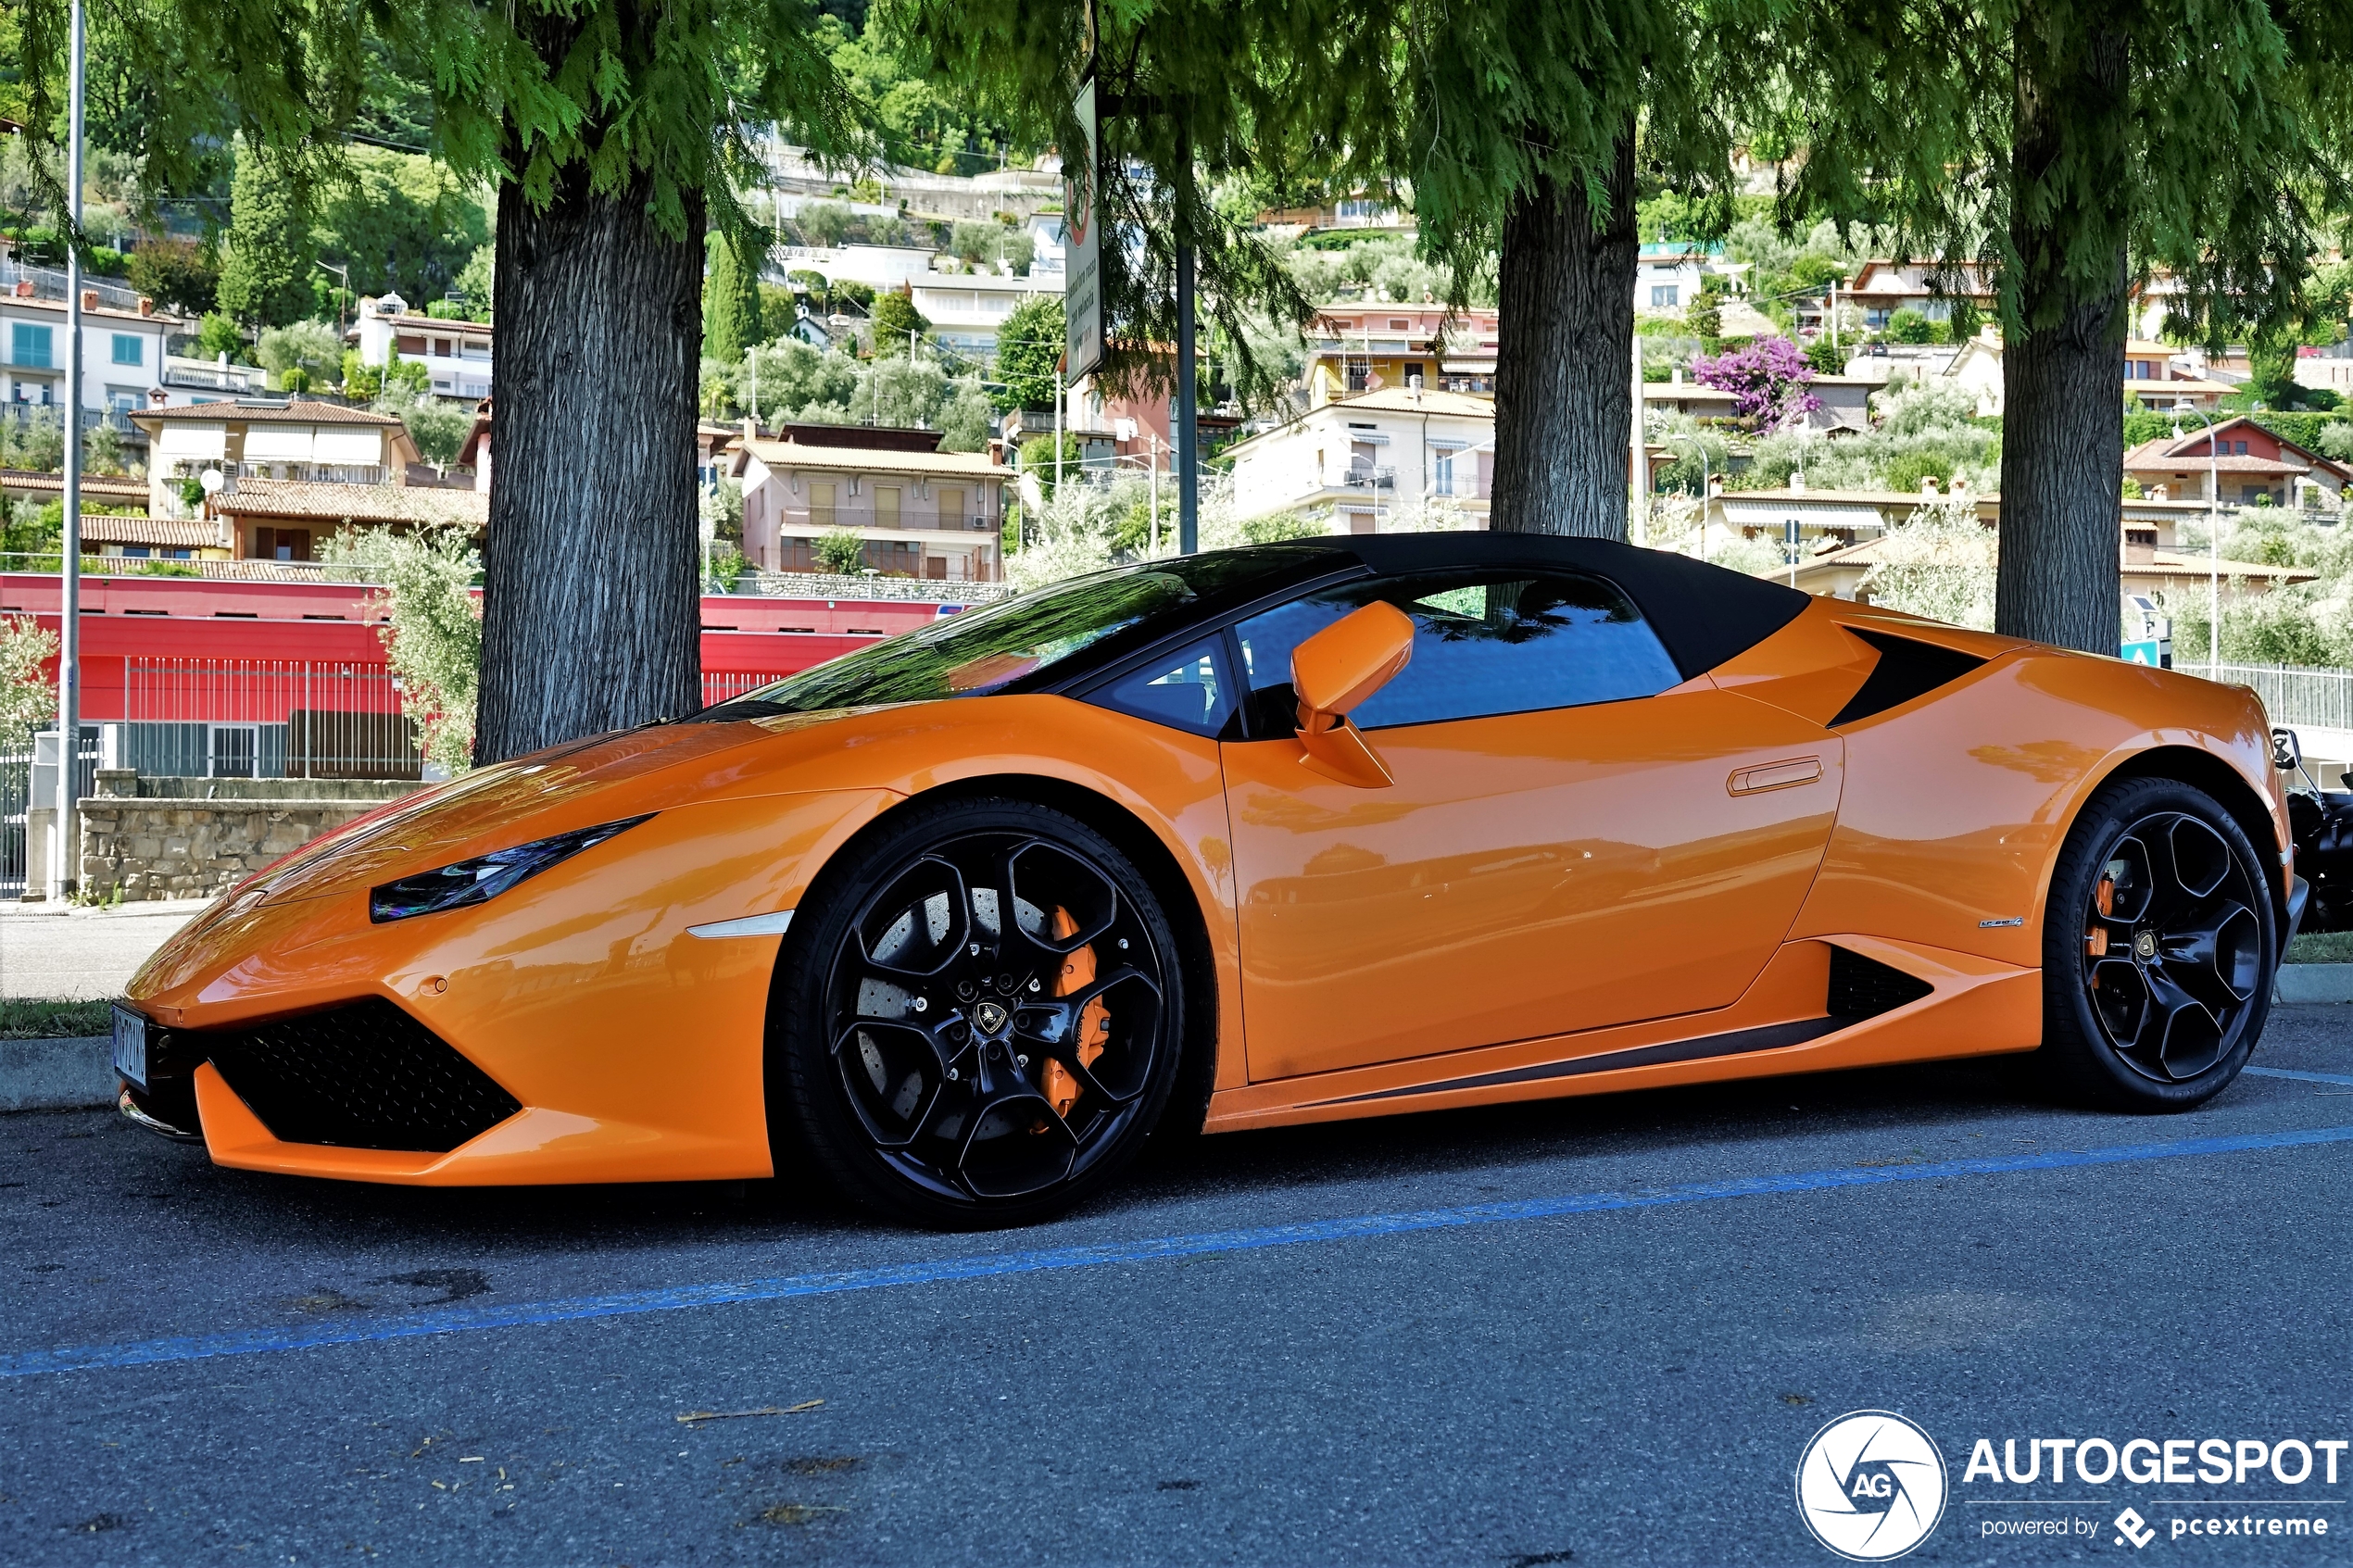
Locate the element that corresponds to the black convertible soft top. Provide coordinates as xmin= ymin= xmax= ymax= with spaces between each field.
xmin=1293 ymin=533 xmax=1808 ymax=682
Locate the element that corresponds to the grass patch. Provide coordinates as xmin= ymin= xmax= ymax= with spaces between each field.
xmin=0 ymin=997 xmax=117 ymax=1040
xmin=2286 ymin=930 xmax=2353 ymax=965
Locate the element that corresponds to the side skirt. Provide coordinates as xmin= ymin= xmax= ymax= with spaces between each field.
xmin=1202 ymin=935 xmax=2040 ymax=1134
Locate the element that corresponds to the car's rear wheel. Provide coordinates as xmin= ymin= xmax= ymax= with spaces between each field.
xmin=769 ymin=797 xmax=1186 ymax=1227
xmin=2040 ymin=776 xmax=2276 ymax=1110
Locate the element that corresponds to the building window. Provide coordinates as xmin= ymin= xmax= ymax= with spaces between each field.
xmin=864 ymin=539 xmax=921 ymax=576
xmin=1432 ymin=446 xmax=1460 ymax=498
xmin=111 ymin=333 xmax=143 ymax=366
xmin=252 ymin=526 xmax=312 ymax=562
xmin=12 ymin=322 xmax=54 ymax=369
xmin=808 ymin=482 xmax=836 ymax=529
xmin=1650 ymin=285 xmax=1679 ymax=308
xmin=875 ymin=485 xmax=901 ymax=529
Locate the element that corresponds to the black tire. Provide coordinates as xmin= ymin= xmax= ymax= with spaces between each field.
xmin=766 ymin=796 xmax=1189 ymax=1228
xmin=2038 ymin=775 xmax=2277 ymax=1110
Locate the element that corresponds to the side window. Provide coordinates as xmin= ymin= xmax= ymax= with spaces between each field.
xmin=1091 ymin=637 xmax=1236 ymax=737
xmin=1235 ymin=569 xmax=1681 ymax=733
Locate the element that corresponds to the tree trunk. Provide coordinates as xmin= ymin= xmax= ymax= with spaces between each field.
xmin=476 ymin=169 xmax=706 ymax=763
xmin=1994 ymin=24 xmax=2131 ymax=653
xmin=1489 ymin=121 xmax=1638 ymax=539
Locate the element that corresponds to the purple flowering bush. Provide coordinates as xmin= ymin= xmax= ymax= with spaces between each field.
xmin=1692 ymin=336 xmax=1822 ymax=429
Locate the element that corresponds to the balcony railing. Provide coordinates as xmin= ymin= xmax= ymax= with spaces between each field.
xmin=0 ymin=258 xmax=146 ymax=312
xmin=1341 ymin=466 xmax=1397 ymax=490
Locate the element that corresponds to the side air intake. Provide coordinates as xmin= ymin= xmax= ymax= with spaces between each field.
xmin=1828 ymin=628 xmax=1987 ymax=727
xmin=1828 ymin=947 xmax=1934 ymax=1022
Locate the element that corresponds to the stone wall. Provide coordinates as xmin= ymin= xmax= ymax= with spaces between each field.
xmin=75 ymin=771 xmax=421 ymax=903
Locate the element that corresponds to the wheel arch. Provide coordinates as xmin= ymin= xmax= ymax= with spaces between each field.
xmin=786 ymin=770 xmax=1224 ymax=1141
xmin=2077 ymin=743 xmax=2289 ymax=937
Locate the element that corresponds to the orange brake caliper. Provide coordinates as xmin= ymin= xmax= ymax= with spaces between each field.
xmin=2086 ymin=874 xmax=2114 ymax=958
xmin=1041 ymin=906 xmax=1110 ymax=1119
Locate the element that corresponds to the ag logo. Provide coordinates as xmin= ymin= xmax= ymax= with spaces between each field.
xmin=1794 ymin=1410 xmax=1948 ymax=1561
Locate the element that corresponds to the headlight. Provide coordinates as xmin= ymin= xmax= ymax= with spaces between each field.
xmin=368 ymin=815 xmax=654 ymax=924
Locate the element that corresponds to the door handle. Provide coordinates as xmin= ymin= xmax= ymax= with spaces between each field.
xmin=1728 ymin=757 xmax=1822 ymax=796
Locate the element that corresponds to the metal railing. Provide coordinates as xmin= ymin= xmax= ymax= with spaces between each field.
xmin=0 ymin=258 xmax=147 ymax=311
xmin=124 ymin=658 xmax=423 ymax=780
xmin=701 ymin=671 xmax=776 ymax=706
xmin=2210 ymin=664 xmax=2353 ymax=733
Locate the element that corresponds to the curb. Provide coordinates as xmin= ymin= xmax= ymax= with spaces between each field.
xmin=0 ymin=1036 xmax=115 ymax=1112
xmin=2276 ymin=962 xmax=2353 ymax=1006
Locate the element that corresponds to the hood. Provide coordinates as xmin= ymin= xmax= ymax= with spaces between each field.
xmin=245 ymin=720 xmax=780 ymax=908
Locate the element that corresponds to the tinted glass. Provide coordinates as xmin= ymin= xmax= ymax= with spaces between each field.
xmin=1093 ymin=638 xmax=1233 ymax=736
xmin=695 ymin=549 xmax=1315 ymax=720
xmin=1235 ymin=568 xmax=1680 ymax=732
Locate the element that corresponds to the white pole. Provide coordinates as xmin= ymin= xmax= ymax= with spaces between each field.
xmin=50 ymin=0 xmax=83 ymax=902
xmin=1052 ymin=359 xmax=1063 ymax=499
xmin=1629 ymin=331 xmax=1646 ymax=546
xmin=2208 ymin=417 xmax=2221 ymax=679
xmin=1150 ymin=433 xmax=1160 ymax=555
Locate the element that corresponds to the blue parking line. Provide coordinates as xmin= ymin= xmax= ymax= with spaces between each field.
xmin=2245 ymin=1065 xmax=2353 ymax=1086
xmin=5 ymin=1123 xmax=2348 ymax=1381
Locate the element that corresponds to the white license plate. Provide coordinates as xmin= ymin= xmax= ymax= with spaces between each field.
xmin=111 ymin=1006 xmax=148 ymax=1090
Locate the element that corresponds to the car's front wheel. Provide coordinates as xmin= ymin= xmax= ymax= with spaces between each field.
xmin=769 ymin=797 xmax=1187 ymax=1227
xmin=2040 ymin=775 xmax=2277 ymax=1110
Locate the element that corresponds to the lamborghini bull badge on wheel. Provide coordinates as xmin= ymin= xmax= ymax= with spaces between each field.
xmin=122 ymin=534 xmax=2302 ymax=1224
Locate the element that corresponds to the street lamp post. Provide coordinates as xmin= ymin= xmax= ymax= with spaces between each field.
xmin=50 ymin=0 xmax=84 ymax=902
xmin=2172 ymin=397 xmax=2221 ymax=678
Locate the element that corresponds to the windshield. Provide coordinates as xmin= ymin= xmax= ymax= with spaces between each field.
xmin=696 ymin=547 xmax=1328 ymax=720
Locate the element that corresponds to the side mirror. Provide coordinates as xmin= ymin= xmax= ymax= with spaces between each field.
xmin=1290 ymin=600 xmax=1415 ymax=787
xmin=2273 ymin=726 xmax=2303 ymax=773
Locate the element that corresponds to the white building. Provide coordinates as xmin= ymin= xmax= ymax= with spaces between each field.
xmin=1634 ymin=243 xmax=1746 ymax=316
xmin=350 ymin=294 xmax=493 ymax=400
xmin=0 ymin=254 xmax=194 ymax=454
xmin=907 ymin=270 xmax=1063 ymax=356
xmin=1226 ymin=386 xmax=1495 ymax=533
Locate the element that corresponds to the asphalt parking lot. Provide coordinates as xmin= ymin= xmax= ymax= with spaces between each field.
xmin=2 ymin=1012 xmax=2347 ymax=1566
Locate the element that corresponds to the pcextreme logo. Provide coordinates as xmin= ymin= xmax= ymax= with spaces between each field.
xmin=1795 ymin=1411 xmax=1951 ymax=1562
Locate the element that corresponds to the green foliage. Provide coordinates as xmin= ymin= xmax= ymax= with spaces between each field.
xmin=869 ymin=286 xmax=928 ymax=356
xmin=938 ymin=376 xmax=997 ymax=452
xmin=1946 ymin=296 xmax=1982 ymax=344
xmin=1856 ymin=498 xmax=1996 ymax=629
xmin=323 ymin=527 xmax=481 ymax=773
xmin=1735 ymin=381 xmax=2001 ymax=495
xmin=816 ymin=528 xmax=868 ymax=574
xmin=1685 ymin=284 xmax=1724 ymax=342
xmin=950 ymin=220 xmax=1033 ymax=274
xmin=994 ymin=295 xmax=1063 ymax=411
xmin=125 ymin=238 xmax=218 ymax=316
xmin=821 ymin=14 xmax=1022 ymax=176
xmin=313 ymin=148 xmax=492 ymax=306
xmin=736 ymin=336 xmax=862 ymax=420
xmin=2 ymin=412 xmax=65 ymax=474
xmin=258 ymin=321 xmax=343 ymax=391
xmin=1885 ymin=308 xmax=1938 ymax=345
xmin=196 ymin=312 xmax=249 ymax=364
xmin=378 ymin=388 xmax=473 ymax=470
xmin=832 ymin=279 xmax=875 ymax=314
xmin=216 ymin=143 xmax=316 ymax=328
xmin=798 ymin=200 xmax=854 ymax=247
xmin=1804 ymin=335 xmax=1845 ymax=375
xmin=451 ymin=246 xmax=496 ymax=317
xmin=341 ymin=351 xmax=383 ymax=402
xmin=2249 ymin=411 xmax=2349 ymax=455
xmin=703 ymin=231 xmax=767 ymax=365
xmin=0 ymin=614 xmax=57 ymax=752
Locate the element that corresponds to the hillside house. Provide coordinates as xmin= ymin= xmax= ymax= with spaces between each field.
xmin=1227 ymin=385 xmax=1495 ymax=532
xmin=2122 ymin=416 xmax=2352 ymax=509
xmin=732 ymin=423 xmax=1006 ymax=581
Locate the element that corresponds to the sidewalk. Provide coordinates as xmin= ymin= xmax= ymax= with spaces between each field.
xmin=0 ymin=898 xmax=212 ymax=1001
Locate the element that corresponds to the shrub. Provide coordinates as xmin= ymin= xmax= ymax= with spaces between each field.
xmin=0 ymin=614 xmax=58 ymax=751
xmin=321 ymin=527 xmax=480 ymax=773
xmin=816 ymin=528 xmax=867 ymax=574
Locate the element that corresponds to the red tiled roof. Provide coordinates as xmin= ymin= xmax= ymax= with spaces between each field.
xmin=132 ymin=398 xmax=405 ymax=426
xmin=211 ymin=479 xmax=488 ymax=528
xmin=82 ymin=515 xmax=220 ymax=548
xmin=0 ymin=469 xmax=150 ymax=502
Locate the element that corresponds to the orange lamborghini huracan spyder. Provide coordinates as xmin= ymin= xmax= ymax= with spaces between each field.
xmin=117 ymin=535 xmax=2305 ymax=1224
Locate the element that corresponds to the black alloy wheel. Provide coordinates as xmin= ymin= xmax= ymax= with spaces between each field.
xmin=2042 ymin=777 xmax=2276 ymax=1110
xmin=772 ymin=798 xmax=1185 ymax=1226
